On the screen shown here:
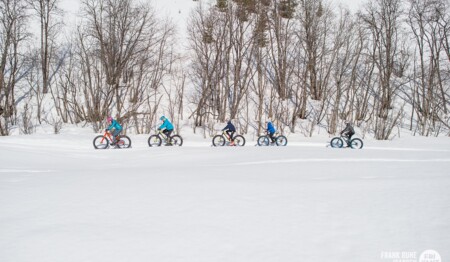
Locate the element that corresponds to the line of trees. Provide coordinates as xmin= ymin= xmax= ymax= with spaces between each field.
xmin=187 ymin=0 xmax=450 ymax=138
xmin=0 ymin=0 xmax=449 ymax=138
xmin=1 ymin=0 xmax=178 ymax=135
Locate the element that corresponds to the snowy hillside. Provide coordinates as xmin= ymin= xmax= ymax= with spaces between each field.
xmin=2 ymin=0 xmax=446 ymax=139
xmin=1 ymin=132 xmax=449 ymax=262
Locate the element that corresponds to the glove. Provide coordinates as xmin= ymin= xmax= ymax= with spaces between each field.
xmin=157 ymin=128 xmax=161 ymax=131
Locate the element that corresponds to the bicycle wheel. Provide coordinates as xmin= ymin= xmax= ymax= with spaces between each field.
xmin=330 ymin=137 xmax=344 ymax=148
xmin=212 ymin=135 xmax=226 ymax=147
xmin=257 ymin=136 xmax=270 ymax=146
xmin=170 ymin=135 xmax=183 ymax=146
xmin=93 ymin=135 xmax=109 ymax=149
xmin=233 ymin=135 xmax=246 ymax=146
xmin=116 ymin=135 xmax=132 ymax=148
xmin=350 ymin=138 xmax=363 ymax=149
xmin=276 ymin=135 xmax=288 ymax=146
xmin=148 ymin=135 xmax=162 ymax=147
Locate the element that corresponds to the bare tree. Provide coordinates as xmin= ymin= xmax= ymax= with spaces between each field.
xmin=71 ymin=0 xmax=175 ymax=131
xmin=361 ymin=0 xmax=407 ymax=139
xmin=188 ymin=3 xmax=229 ymax=127
xmin=267 ymin=0 xmax=296 ymax=101
xmin=251 ymin=2 xmax=271 ymax=134
xmin=407 ymin=0 xmax=450 ymax=135
xmin=50 ymin=43 xmax=79 ymax=124
xmin=223 ymin=1 xmax=256 ymax=120
xmin=0 ymin=0 xmax=28 ymax=135
xmin=27 ymin=0 xmax=60 ymax=95
xmin=296 ymin=0 xmax=330 ymax=101
xmin=288 ymin=0 xmax=337 ymax=135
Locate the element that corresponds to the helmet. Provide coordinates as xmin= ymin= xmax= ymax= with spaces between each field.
xmin=107 ymin=116 xmax=113 ymax=122
xmin=160 ymin=116 xmax=166 ymax=121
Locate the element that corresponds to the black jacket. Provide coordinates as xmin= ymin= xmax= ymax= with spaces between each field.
xmin=341 ymin=124 xmax=355 ymax=135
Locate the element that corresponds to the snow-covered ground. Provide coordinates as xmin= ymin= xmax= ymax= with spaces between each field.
xmin=1 ymin=130 xmax=449 ymax=262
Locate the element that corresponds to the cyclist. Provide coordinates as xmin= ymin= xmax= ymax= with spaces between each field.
xmin=340 ymin=122 xmax=355 ymax=143
xmin=106 ymin=116 xmax=123 ymax=145
xmin=266 ymin=120 xmax=276 ymax=143
xmin=222 ymin=120 xmax=236 ymax=146
xmin=158 ymin=116 xmax=174 ymax=144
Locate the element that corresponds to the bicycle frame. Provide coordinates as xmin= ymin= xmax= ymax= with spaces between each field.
xmin=340 ymin=134 xmax=352 ymax=146
xmin=222 ymin=131 xmax=233 ymax=141
xmin=261 ymin=130 xmax=279 ymax=139
xmin=100 ymin=131 xmax=115 ymax=143
xmin=155 ymin=129 xmax=171 ymax=140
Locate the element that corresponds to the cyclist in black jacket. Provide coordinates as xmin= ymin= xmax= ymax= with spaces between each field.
xmin=340 ymin=122 xmax=355 ymax=140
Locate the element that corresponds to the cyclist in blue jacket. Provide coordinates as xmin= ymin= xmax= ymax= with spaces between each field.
xmin=106 ymin=116 xmax=123 ymax=145
xmin=158 ymin=116 xmax=174 ymax=141
xmin=266 ymin=120 xmax=276 ymax=143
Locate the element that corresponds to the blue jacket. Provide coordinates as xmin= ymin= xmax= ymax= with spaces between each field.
xmin=159 ymin=119 xmax=174 ymax=131
xmin=222 ymin=121 xmax=236 ymax=132
xmin=267 ymin=122 xmax=276 ymax=134
xmin=107 ymin=119 xmax=122 ymax=131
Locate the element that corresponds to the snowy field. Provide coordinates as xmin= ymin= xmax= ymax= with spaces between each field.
xmin=0 ymin=130 xmax=449 ymax=262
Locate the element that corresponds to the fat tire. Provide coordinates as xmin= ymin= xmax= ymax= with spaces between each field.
xmin=212 ymin=135 xmax=226 ymax=147
xmin=257 ymin=136 xmax=270 ymax=146
xmin=350 ymin=138 xmax=363 ymax=149
xmin=93 ymin=135 xmax=109 ymax=149
xmin=170 ymin=135 xmax=183 ymax=146
xmin=148 ymin=135 xmax=162 ymax=147
xmin=234 ymin=135 xmax=246 ymax=146
xmin=330 ymin=137 xmax=344 ymax=148
xmin=276 ymin=135 xmax=288 ymax=146
xmin=116 ymin=135 xmax=132 ymax=148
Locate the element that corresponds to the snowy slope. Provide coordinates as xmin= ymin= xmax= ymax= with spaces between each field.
xmin=1 ymin=132 xmax=449 ymax=262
